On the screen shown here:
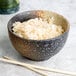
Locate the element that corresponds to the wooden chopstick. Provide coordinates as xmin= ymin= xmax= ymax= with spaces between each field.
xmin=0 ymin=57 xmax=48 ymax=76
xmin=1 ymin=56 xmax=76 ymax=76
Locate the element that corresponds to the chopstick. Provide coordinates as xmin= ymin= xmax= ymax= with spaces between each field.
xmin=3 ymin=56 xmax=76 ymax=76
xmin=0 ymin=57 xmax=48 ymax=76
xmin=1 ymin=56 xmax=76 ymax=76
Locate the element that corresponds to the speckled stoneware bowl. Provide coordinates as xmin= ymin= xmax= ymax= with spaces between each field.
xmin=7 ymin=10 xmax=70 ymax=61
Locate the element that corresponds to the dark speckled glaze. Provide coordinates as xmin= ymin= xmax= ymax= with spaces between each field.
xmin=7 ymin=10 xmax=70 ymax=61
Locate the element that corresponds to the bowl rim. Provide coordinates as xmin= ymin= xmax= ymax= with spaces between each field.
xmin=7 ymin=10 xmax=70 ymax=42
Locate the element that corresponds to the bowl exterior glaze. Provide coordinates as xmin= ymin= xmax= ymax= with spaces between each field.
xmin=7 ymin=10 xmax=69 ymax=61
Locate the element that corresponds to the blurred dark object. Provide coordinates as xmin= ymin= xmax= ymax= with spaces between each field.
xmin=0 ymin=0 xmax=19 ymax=14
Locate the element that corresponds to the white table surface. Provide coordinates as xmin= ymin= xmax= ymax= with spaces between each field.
xmin=0 ymin=0 xmax=76 ymax=76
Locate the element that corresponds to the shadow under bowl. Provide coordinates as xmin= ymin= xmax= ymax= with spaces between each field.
xmin=7 ymin=10 xmax=70 ymax=61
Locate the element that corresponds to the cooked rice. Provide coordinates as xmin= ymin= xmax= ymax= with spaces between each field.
xmin=12 ymin=18 xmax=64 ymax=40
